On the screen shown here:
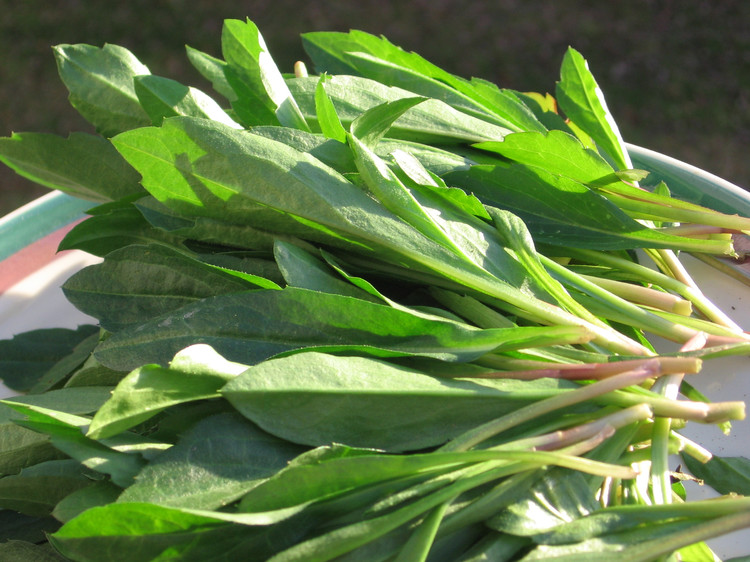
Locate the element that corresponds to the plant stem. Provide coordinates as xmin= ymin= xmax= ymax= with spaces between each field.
xmin=440 ymin=362 xmax=661 ymax=452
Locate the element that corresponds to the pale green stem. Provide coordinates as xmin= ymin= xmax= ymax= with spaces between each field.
xmin=440 ymin=362 xmax=661 ymax=452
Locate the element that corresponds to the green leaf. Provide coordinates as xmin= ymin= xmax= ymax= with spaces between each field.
xmin=52 ymin=480 xmax=122 ymax=523
xmin=314 ymin=74 xmax=347 ymax=143
xmin=222 ymin=351 xmax=577 ymax=451
xmin=343 ymin=51 xmax=520 ymax=131
xmin=249 ymin=126 xmax=355 ymax=172
xmin=133 ymin=75 xmax=240 ymax=127
xmin=117 ymin=412 xmax=306 ymax=509
xmin=58 ymin=197 xmax=186 ymax=257
xmin=28 ymin=329 xmax=100 ymax=394
xmin=53 ymin=43 xmax=152 ymax=137
xmin=221 ymin=18 xmax=310 ymax=131
xmin=287 ymin=75 xmax=511 ymax=144
xmin=273 ymin=240 xmax=376 ymax=300
xmin=301 ymin=30 xmax=541 ymax=133
xmin=109 ymin=116 xmax=559 ymax=313
xmin=0 ymin=326 xmax=99 ymax=393
xmin=87 ymin=344 xmax=248 ymax=439
xmin=0 ymin=424 xmax=62 ymax=477
xmin=63 ymin=243 xmax=270 ymax=332
xmin=134 ymin=194 xmax=281 ymax=252
xmin=49 ymin=503 xmax=253 ymax=561
xmin=250 ymin=126 xmax=474 ymax=178
xmin=0 ymin=387 xmax=115 ymax=476
xmin=93 ymin=286 xmax=593 ymax=372
xmin=0 ymin=540 xmax=67 ymax=561
xmin=350 ymin=96 xmax=427 ymax=148
xmin=474 ymin=130 xmax=614 ymax=185
xmin=682 ymin=454 xmax=750 ymax=496
xmin=555 ymin=47 xmax=631 ymax=170
xmin=455 ymin=531 xmax=529 ymax=562
xmin=0 ymin=132 xmax=143 ymax=202
xmin=0 ymin=460 xmax=93 ymax=517
xmin=1 ymin=402 xmax=146 ymax=488
xmin=447 ymin=163 xmax=732 ymax=253
xmin=110 ymin=116 xmax=408 ymax=247
xmin=185 ymin=45 xmax=237 ymax=102
xmin=488 ymin=470 xmax=598 ymax=536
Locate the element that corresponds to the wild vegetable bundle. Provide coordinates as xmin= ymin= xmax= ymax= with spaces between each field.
xmin=0 ymin=18 xmax=749 ymax=561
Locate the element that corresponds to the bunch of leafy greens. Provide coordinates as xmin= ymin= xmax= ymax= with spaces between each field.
xmin=1 ymin=18 xmax=749 ymax=561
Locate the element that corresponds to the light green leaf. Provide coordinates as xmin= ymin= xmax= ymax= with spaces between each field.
xmin=1 ymin=401 xmax=147 ymax=487
xmin=87 ymin=344 xmax=248 ymax=439
xmin=221 ymin=18 xmax=310 ymax=131
xmin=222 ymin=351 xmax=578 ymax=451
xmin=133 ymin=75 xmax=240 ymax=127
xmin=287 ymin=75 xmax=511 ymax=144
xmin=185 ymin=45 xmax=237 ymax=101
xmin=350 ymin=97 xmax=427 ymax=148
xmin=314 ymin=74 xmax=347 ymax=142
xmin=474 ymin=130 xmax=614 ymax=185
xmin=556 ymin=47 xmax=631 ymax=170
xmin=53 ymin=43 xmax=151 ymax=137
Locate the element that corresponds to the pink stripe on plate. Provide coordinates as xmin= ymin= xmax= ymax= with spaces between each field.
xmin=0 ymin=221 xmax=82 ymax=294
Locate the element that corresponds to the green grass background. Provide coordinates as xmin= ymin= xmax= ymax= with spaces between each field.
xmin=1 ymin=0 xmax=748 ymax=214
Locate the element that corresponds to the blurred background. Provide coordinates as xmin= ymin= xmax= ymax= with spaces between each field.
xmin=1 ymin=0 xmax=748 ymax=215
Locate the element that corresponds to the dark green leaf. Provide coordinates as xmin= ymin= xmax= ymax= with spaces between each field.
xmin=52 ymin=480 xmax=122 ymax=523
xmin=0 ymin=326 xmax=99 ymax=393
xmin=0 ymin=539 xmax=67 ymax=561
xmin=273 ymin=240 xmax=376 ymax=300
xmin=58 ymin=198 xmax=186 ymax=257
xmin=117 ymin=412 xmax=306 ymax=509
xmin=134 ymin=195 xmax=281 ymax=251
xmin=28 ymin=330 xmax=100 ymax=393
xmin=93 ymin=286 xmax=592 ymax=371
xmin=0 ymin=511 xmax=60 ymax=546
xmin=0 ymin=132 xmax=143 ymax=202
xmin=63 ymin=243 xmax=270 ymax=332
xmin=682 ymin=454 xmax=750 ymax=496
xmin=0 ymin=423 xmax=62 ymax=478
xmin=0 ymin=460 xmax=93 ymax=517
